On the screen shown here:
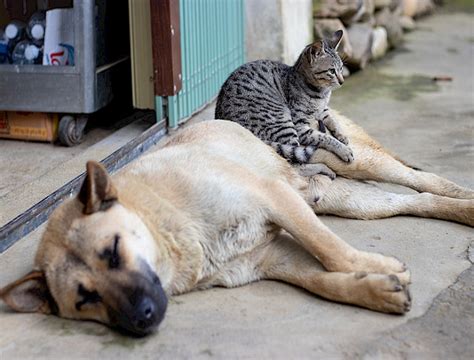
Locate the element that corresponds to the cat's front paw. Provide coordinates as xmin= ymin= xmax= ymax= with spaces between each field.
xmin=334 ymin=133 xmax=349 ymax=145
xmin=335 ymin=144 xmax=354 ymax=163
xmin=321 ymin=117 xmax=350 ymax=145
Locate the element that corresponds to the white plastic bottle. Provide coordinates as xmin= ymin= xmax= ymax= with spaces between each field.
xmin=11 ymin=40 xmax=42 ymax=65
xmin=0 ymin=29 xmax=9 ymax=63
xmin=5 ymin=20 xmax=26 ymax=42
xmin=43 ymin=8 xmax=75 ymax=66
xmin=27 ymin=11 xmax=46 ymax=45
xmin=25 ymin=44 xmax=42 ymax=64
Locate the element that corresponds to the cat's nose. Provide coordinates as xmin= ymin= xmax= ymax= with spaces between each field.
xmin=337 ymin=75 xmax=344 ymax=85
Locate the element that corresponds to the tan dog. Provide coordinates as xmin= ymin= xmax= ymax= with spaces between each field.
xmin=307 ymin=111 xmax=474 ymax=225
xmin=1 ymin=114 xmax=472 ymax=336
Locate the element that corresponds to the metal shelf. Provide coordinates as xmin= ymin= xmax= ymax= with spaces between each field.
xmin=0 ymin=0 xmax=126 ymax=114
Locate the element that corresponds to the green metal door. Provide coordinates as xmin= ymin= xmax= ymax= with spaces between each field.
xmin=164 ymin=0 xmax=245 ymax=128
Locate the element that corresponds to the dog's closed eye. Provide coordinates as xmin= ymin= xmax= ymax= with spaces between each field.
xmin=75 ymin=284 xmax=102 ymax=310
xmin=100 ymin=234 xmax=121 ymax=269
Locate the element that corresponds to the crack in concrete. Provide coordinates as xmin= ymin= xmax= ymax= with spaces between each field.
xmin=466 ymin=240 xmax=474 ymax=264
xmin=353 ymin=239 xmax=474 ymax=358
xmin=356 ymin=262 xmax=474 ymax=359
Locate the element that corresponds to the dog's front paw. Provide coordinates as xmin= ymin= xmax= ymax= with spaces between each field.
xmin=331 ymin=250 xmax=411 ymax=285
xmin=355 ymin=273 xmax=412 ymax=314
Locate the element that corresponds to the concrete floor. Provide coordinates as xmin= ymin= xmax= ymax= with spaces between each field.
xmin=0 ymin=114 xmax=152 ymax=227
xmin=1 ymin=9 xmax=473 ymax=360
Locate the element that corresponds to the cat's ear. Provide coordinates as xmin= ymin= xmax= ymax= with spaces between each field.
xmin=307 ymin=41 xmax=324 ymax=62
xmin=328 ymin=30 xmax=344 ymax=51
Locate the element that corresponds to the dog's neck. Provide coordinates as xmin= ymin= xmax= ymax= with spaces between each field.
xmin=117 ymin=177 xmax=204 ymax=295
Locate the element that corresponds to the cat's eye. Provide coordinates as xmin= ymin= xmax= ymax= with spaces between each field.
xmin=328 ymin=68 xmax=336 ymax=75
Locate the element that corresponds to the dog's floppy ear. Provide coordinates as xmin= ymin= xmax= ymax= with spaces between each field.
xmin=0 ymin=271 xmax=56 ymax=314
xmin=78 ymin=161 xmax=118 ymax=215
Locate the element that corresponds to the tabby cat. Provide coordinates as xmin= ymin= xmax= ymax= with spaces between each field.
xmin=215 ymin=30 xmax=353 ymax=165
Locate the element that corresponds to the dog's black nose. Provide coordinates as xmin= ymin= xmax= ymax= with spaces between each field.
xmin=109 ymin=270 xmax=168 ymax=336
xmin=134 ymin=296 xmax=156 ymax=329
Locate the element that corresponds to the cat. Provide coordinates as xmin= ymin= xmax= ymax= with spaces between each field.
xmin=215 ymin=30 xmax=353 ymax=169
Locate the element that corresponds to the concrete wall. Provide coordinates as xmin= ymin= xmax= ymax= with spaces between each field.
xmin=281 ymin=0 xmax=313 ymax=64
xmin=245 ymin=0 xmax=313 ymax=65
xmin=245 ymin=0 xmax=284 ymax=62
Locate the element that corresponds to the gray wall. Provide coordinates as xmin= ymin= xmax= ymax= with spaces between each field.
xmin=245 ymin=0 xmax=313 ymax=64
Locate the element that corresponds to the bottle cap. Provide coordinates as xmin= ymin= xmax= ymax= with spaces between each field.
xmin=25 ymin=45 xmax=40 ymax=60
xmin=31 ymin=24 xmax=45 ymax=40
xmin=5 ymin=24 xmax=19 ymax=39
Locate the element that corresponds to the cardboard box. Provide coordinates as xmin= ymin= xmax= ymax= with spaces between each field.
xmin=0 ymin=111 xmax=59 ymax=142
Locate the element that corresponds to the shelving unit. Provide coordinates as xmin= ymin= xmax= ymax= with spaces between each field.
xmin=0 ymin=0 xmax=130 ymax=146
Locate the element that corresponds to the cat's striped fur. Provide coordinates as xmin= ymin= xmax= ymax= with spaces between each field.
xmin=215 ymin=30 xmax=353 ymax=164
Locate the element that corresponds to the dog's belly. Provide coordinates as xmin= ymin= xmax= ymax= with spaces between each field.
xmin=196 ymin=216 xmax=278 ymax=289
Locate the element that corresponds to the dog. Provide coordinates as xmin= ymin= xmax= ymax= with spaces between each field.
xmin=1 ymin=113 xmax=473 ymax=336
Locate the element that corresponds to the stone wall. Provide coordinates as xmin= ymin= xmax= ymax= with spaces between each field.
xmin=245 ymin=0 xmax=438 ymax=70
xmin=313 ymin=0 xmax=437 ymax=75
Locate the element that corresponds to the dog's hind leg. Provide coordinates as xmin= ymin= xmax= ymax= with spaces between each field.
xmin=309 ymin=112 xmax=474 ymax=199
xmin=311 ymin=177 xmax=474 ymax=226
xmin=260 ymin=234 xmax=411 ymax=314
xmin=263 ymin=180 xmax=410 ymax=283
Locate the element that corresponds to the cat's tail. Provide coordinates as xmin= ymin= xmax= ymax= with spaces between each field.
xmin=267 ymin=141 xmax=316 ymax=164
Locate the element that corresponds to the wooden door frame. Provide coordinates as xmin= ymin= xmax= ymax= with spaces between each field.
xmin=149 ymin=0 xmax=183 ymax=97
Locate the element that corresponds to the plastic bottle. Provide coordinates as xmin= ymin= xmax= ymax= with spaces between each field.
xmin=25 ymin=43 xmax=42 ymax=64
xmin=11 ymin=40 xmax=42 ymax=65
xmin=5 ymin=20 xmax=26 ymax=42
xmin=0 ymin=29 xmax=9 ymax=64
xmin=27 ymin=11 xmax=46 ymax=45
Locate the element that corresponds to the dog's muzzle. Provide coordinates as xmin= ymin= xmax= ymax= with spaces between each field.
xmin=107 ymin=270 xmax=168 ymax=336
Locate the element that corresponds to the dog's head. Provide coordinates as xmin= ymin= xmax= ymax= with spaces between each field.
xmin=0 ymin=161 xmax=168 ymax=336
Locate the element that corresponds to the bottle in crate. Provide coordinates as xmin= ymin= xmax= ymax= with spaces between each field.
xmin=5 ymin=20 xmax=26 ymax=42
xmin=0 ymin=30 xmax=9 ymax=64
xmin=11 ymin=40 xmax=42 ymax=65
xmin=26 ymin=11 xmax=46 ymax=46
xmin=43 ymin=8 xmax=75 ymax=66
